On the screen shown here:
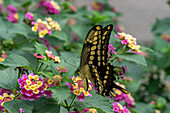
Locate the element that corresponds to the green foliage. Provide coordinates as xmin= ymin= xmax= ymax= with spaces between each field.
xmin=116 ymin=53 xmax=147 ymax=66
xmin=0 ymin=67 xmax=18 ymax=90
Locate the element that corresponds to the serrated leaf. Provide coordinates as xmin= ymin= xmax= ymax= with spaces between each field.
xmin=1 ymin=54 xmax=31 ymax=68
xmin=34 ymin=42 xmax=48 ymax=56
xmin=0 ymin=67 xmax=18 ymax=90
xmin=74 ymin=94 xmax=113 ymax=113
xmin=50 ymin=86 xmax=71 ymax=103
xmin=51 ymin=31 xmax=68 ymax=41
xmin=116 ymin=53 xmax=147 ymax=66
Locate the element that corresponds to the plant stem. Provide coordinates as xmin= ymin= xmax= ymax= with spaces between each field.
xmin=13 ymin=71 xmax=21 ymax=94
xmin=64 ymin=100 xmax=70 ymax=111
xmin=41 ymin=65 xmax=48 ymax=72
xmin=69 ymin=95 xmax=76 ymax=108
xmin=37 ymin=62 xmax=44 ymax=72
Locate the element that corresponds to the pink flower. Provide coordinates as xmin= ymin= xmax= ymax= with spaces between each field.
xmin=34 ymin=53 xmax=44 ymax=59
xmin=77 ymin=93 xmax=85 ymax=101
xmin=108 ymin=44 xmax=117 ymax=54
xmin=69 ymin=4 xmax=77 ymax=12
xmin=43 ymin=1 xmax=60 ymax=14
xmin=91 ymin=2 xmax=104 ymax=12
xmin=40 ymin=38 xmax=51 ymax=50
xmin=56 ymin=66 xmax=67 ymax=73
xmin=112 ymin=102 xmax=130 ymax=113
xmin=25 ymin=12 xmax=34 ymax=21
xmin=6 ymin=13 xmax=18 ymax=23
xmin=19 ymin=108 xmax=24 ymax=113
xmin=121 ymin=39 xmax=128 ymax=45
xmin=7 ymin=5 xmax=17 ymax=13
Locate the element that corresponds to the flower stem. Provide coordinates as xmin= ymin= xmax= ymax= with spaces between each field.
xmin=13 ymin=71 xmax=21 ymax=94
xmin=42 ymin=65 xmax=48 ymax=72
xmin=64 ymin=100 xmax=70 ymax=111
xmin=69 ymin=95 xmax=76 ymax=108
xmin=37 ymin=62 xmax=44 ymax=72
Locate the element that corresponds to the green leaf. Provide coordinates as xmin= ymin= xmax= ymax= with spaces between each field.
xmin=42 ymin=60 xmax=59 ymax=75
xmin=116 ymin=53 xmax=147 ymax=66
xmin=74 ymin=94 xmax=113 ymax=113
xmin=21 ymin=1 xmax=32 ymax=7
xmin=39 ymin=71 xmax=54 ymax=79
xmin=4 ymin=99 xmax=33 ymax=113
xmin=126 ymin=81 xmax=141 ymax=93
xmin=1 ymin=54 xmax=31 ymax=68
xmin=51 ymin=31 xmax=68 ymax=41
xmin=133 ymin=102 xmax=154 ymax=113
xmin=34 ymin=42 xmax=48 ymax=56
xmin=0 ymin=67 xmax=18 ymax=90
xmin=50 ymin=86 xmax=71 ymax=103
xmin=62 ymin=76 xmax=73 ymax=84
xmin=140 ymin=46 xmax=153 ymax=52
xmin=4 ymin=97 xmax=60 ymax=113
xmin=33 ymin=97 xmax=60 ymax=113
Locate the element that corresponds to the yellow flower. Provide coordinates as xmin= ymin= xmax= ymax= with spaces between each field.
xmin=46 ymin=17 xmax=52 ymax=22
xmin=44 ymin=84 xmax=48 ymax=90
xmin=117 ymin=103 xmax=123 ymax=110
xmin=80 ymin=88 xmax=85 ymax=92
xmin=24 ymin=85 xmax=30 ymax=90
xmin=0 ymin=95 xmax=4 ymax=100
xmin=34 ymin=23 xmax=38 ymax=27
xmin=26 ymin=80 xmax=31 ymax=85
xmin=34 ymin=75 xmax=39 ymax=80
xmin=54 ymin=56 xmax=60 ymax=63
xmin=89 ymin=108 xmax=97 ymax=113
xmin=37 ymin=81 xmax=43 ymax=87
xmin=44 ymin=29 xmax=48 ymax=34
xmin=1 ymin=102 xmax=4 ymax=106
xmin=45 ymin=50 xmax=52 ymax=54
xmin=47 ymin=79 xmax=54 ymax=84
xmin=32 ymin=26 xmax=37 ymax=32
xmin=72 ymin=77 xmax=77 ymax=83
xmin=0 ymin=57 xmax=4 ymax=62
xmin=28 ymin=74 xmax=33 ymax=80
xmin=72 ymin=83 xmax=78 ymax=89
xmin=84 ymin=91 xmax=89 ymax=96
xmin=74 ymin=89 xmax=80 ymax=95
xmin=14 ymin=13 xmax=19 ymax=20
xmin=30 ymin=85 xmax=35 ymax=90
xmin=34 ymin=84 xmax=39 ymax=89
xmin=37 ymin=19 xmax=42 ymax=23
xmin=39 ymin=31 xmax=45 ymax=38
xmin=3 ymin=93 xmax=8 ymax=97
xmin=33 ymin=89 xmax=39 ymax=94
xmin=10 ymin=94 xmax=14 ymax=99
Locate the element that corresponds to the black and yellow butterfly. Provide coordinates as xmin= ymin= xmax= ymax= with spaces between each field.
xmin=78 ymin=24 xmax=129 ymax=97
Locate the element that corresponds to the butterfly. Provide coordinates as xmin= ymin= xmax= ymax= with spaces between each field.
xmin=78 ymin=24 xmax=129 ymax=97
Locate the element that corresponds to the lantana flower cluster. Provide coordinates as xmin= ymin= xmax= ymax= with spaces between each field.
xmin=66 ymin=76 xmax=93 ymax=101
xmin=32 ymin=17 xmax=61 ymax=38
xmin=6 ymin=5 xmax=19 ymax=23
xmin=25 ymin=12 xmax=34 ymax=21
xmin=112 ymin=82 xmax=135 ymax=108
xmin=45 ymin=50 xmax=60 ymax=63
xmin=0 ymin=51 xmax=7 ymax=63
xmin=18 ymin=73 xmax=52 ymax=101
xmin=56 ymin=66 xmax=67 ymax=73
xmin=0 ymin=88 xmax=14 ymax=112
xmin=91 ymin=1 xmax=104 ymax=12
xmin=43 ymin=75 xmax=62 ymax=87
xmin=43 ymin=0 xmax=60 ymax=14
xmin=115 ymin=32 xmax=141 ymax=53
xmin=113 ymin=102 xmax=130 ymax=113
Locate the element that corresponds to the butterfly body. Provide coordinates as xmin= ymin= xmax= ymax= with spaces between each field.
xmin=79 ymin=24 xmax=129 ymax=97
